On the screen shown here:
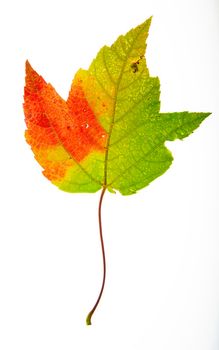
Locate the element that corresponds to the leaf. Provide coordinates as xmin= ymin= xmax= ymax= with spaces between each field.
xmin=23 ymin=17 xmax=211 ymax=324
xmin=24 ymin=17 xmax=210 ymax=195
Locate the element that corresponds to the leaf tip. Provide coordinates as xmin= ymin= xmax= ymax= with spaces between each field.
xmin=197 ymin=111 xmax=212 ymax=124
xmin=25 ymin=59 xmax=32 ymax=74
xmin=143 ymin=15 xmax=153 ymax=28
xmin=25 ymin=60 xmax=37 ymax=84
xmin=204 ymin=112 xmax=212 ymax=118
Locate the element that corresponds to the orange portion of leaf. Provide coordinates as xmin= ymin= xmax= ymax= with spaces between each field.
xmin=24 ymin=61 xmax=107 ymax=185
xmin=67 ymin=75 xmax=108 ymax=157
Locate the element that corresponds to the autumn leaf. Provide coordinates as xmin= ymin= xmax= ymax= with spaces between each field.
xmin=23 ymin=17 xmax=210 ymax=324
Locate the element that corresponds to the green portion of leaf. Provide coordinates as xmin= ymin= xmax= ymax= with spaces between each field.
xmin=107 ymin=112 xmax=210 ymax=195
xmin=55 ymin=152 xmax=104 ymax=193
xmin=156 ymin=112 xmax=210 ymax=141
xmin=81 ymin=17 xmax=210 ymax=195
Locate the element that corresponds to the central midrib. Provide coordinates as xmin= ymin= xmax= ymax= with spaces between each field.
xmin=103 ymin=25 xmax=146 ymax=188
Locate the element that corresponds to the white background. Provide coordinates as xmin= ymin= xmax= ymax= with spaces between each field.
xmin=0 ymin=0 xmax=219 ymax=349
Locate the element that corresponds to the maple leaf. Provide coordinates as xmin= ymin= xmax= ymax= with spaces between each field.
xmin=23 ymin=17 xmax=210 ymax=325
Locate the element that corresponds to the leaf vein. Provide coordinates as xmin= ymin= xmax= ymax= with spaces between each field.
xmin=104 ymin=23 xmax=150 ymax=186
xmin=103 ymin=47 xmax=117 ymax=86
xmin=111 ymin=45 xmax=126 ymax=62
xmin=93 ymin=61 xmax=115 ymax=100
xmin=109 ymin=135 xmax=172 ymax=185
xmin=115 ymin=84 xmax=156 ymax=124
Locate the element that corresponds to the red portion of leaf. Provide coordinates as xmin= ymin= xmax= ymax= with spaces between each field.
xmin=67 ymin=78 xmax=107 ymax=154
xmin=24 ymin=61 xmax=107 ymax=163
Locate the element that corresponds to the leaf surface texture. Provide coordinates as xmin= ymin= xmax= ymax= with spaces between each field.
xmin=24 ymin=18 xmax=210 ymax=195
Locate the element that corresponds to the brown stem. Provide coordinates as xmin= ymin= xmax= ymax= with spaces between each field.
xmin=86 ymin=187 xmax=106 ymax=325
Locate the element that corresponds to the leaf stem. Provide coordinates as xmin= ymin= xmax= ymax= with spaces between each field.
xmin=86 ymin=186 xmax=106 ymax=325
